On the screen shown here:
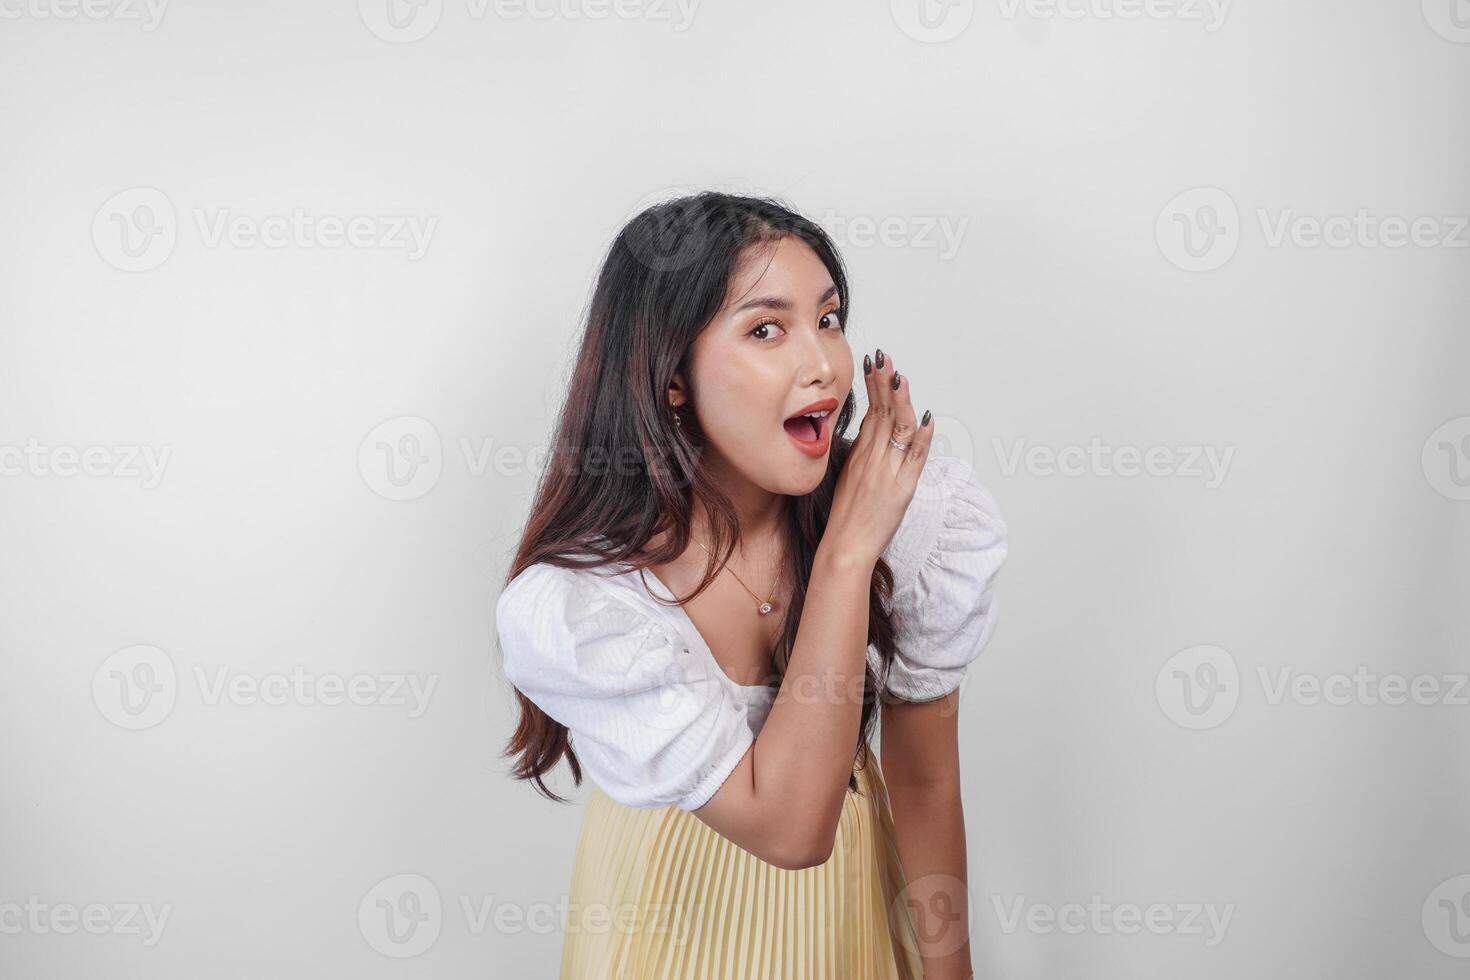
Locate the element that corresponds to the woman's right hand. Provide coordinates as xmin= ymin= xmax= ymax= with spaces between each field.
xmin=824 ymin=349 xmax=935 ymax=567
xmin=698 ymin=349 xmax=933 ymax=867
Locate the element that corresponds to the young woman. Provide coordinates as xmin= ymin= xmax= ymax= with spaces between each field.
xmin=495 ymin=192 xmax=1007 ymax=980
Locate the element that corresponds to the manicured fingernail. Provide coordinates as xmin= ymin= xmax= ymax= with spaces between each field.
xmin=863 ymin=354 xmax=872 ymax=375
xmin=891 ymin=370 xmax=901 ymax=391
xmin=875 ymin=349 xmax=885 ymax=369
xmin=921 ymin=409 xmax=931 ymax=427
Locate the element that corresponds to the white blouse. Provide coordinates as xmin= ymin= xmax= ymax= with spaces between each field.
xmin=495 ymin=453 xmax=1008 ymax=812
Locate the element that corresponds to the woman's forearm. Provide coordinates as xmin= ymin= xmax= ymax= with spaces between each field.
xmin=882 ymin=692 xmax=974 ymax=978
xmin=887 ymin=777 xmax=973 ymax=979
xmin=751 ymin=542 xmax=875 ymax=860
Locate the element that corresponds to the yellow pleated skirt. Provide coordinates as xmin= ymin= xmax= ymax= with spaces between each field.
xmin=558 ymin=747 xmax=925 ymax=979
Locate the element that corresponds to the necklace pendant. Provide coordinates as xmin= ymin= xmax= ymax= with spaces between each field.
xmin=758 ymin=601 xmax=773 ymax=616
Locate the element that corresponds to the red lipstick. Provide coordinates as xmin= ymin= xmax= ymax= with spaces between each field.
xmin=782 ymin=398 xmax=839 ymax=458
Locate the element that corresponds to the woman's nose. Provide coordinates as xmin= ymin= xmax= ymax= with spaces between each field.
xmin=795 ymin=325 xmax=836 ymax=383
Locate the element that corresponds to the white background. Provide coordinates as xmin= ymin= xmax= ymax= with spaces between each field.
xmin=1 ymin=0 xmax=1467 ymax=977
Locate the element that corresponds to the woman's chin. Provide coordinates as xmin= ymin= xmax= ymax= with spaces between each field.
xmin=770 ymin=462 xmax=829 ymax=498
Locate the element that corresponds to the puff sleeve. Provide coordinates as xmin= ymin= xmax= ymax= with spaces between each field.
xmin=496 ymin=562 xmax=755 ymax=811
xmin=871 ymin=454 xmax=1009 ymax=702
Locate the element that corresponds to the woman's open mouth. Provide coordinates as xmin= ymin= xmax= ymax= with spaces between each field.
xmin=782 ymin=398 xmax=838 ymax=458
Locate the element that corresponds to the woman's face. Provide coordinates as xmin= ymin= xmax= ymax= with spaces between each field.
xmin=674 ymin=235 xmax=853 ymax=498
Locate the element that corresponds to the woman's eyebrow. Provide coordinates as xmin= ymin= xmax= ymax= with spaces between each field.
xmin=730 ymin=283 xmax=839 ymax=315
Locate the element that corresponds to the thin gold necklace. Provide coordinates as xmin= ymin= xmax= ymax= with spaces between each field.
xmin=691 ymin=536 xmax=779 ymax=616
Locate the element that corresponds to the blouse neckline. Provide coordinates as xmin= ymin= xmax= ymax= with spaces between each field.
xmin=613 ymin=561 xmax=777 ymax=697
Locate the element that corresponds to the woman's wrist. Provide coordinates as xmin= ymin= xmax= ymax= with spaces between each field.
xmin=813 ymin=536 xmax=877 ymax=577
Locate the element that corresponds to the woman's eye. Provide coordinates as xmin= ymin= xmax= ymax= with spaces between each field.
xmin=821 ymin=311 xmax=845 ymax=331
xmin=750 ymin=320 xmax=785 ymax=341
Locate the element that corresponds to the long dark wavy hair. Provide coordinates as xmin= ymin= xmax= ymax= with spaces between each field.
xmin=500 ymin=191 xmax=903 ymax=804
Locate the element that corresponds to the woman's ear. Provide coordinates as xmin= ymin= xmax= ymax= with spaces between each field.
xmin=667 ymin=371 xmax=690 ymax=410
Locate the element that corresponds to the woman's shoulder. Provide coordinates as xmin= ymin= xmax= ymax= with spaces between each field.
xmin=882 ymin=452 xmax=1008 ymax=593
xmin=869 ymin=452 xmax=1010 ymax=701
xmin=496 ymin=559 xmax=672 ymax=652
xmin=495 ymin=557 xmax=754 ymax=812
xmin=497 ymin=554 xmax=660 ymax=609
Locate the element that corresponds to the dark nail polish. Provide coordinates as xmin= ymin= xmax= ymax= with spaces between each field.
xmin=921 ymin=410 xmax=931 ymax=427
xmin=863 ymin=354 xmax=872 ymax=375
xmin=875 ymin=349 xmax=885 ymax=369
xmin=891 ymin=371 xmax=901 ymax=391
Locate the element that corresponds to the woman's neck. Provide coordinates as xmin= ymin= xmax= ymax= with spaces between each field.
xmin=694 ymin=458 xmax=787 ymax=549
